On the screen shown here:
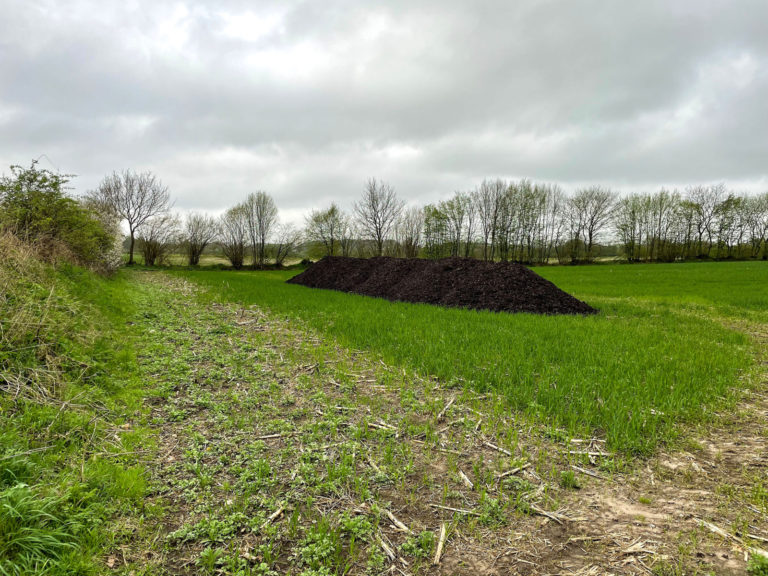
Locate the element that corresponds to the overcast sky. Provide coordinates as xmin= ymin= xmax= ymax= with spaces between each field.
xmin=1 ymin=1 xmax=767 ymax=223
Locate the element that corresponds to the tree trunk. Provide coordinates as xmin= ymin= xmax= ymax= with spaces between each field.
xmin=128 ymin=231 xmax=135 ymax=266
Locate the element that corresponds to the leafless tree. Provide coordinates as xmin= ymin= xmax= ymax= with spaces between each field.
xmin=354 ymin=178 xmax=404 ymax=257
xmin=462 ymin=195 xmax=477 ymax=258
xmin=394 ymin=206 xmax=423 ymax=258
xmin=686 ymin=183 xmax=727 ymax=257
xmin=272 ymin=223 xmax=303 ymax=267
xmin=614 ymin=193 xmax=646 ymax=261
xmin=338 ymin=218 xmax=355 ymax=257
xmin=137 ymin=213 xmax=180 ymax=266
xmin=219 ymin=204 xmax=249 ymax=269
xmin=89 ymin=170 xmax=171 ymax=265
xmin=533 ymin=183 xmax=566 ymax=264
xmin=183 ymin=213 xmax=218 ymax=266
xmin=472 ymin=179 xmax=506 ymax=261
xmin=567 ymin=186 xmax=616 ymax=262
xmin=305 ymin=203 xmax=348 ymax=257
xmin=745 ymin=192 xmax=768 ymax=258
xmin=244 ymin=191 xmax=278 ymax=268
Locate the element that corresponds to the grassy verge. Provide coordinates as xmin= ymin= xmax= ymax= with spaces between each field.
xmin=175 ymin=261 xmax=766 ymax=455
xmin=0 ymin=234 xmax=147 ymax=575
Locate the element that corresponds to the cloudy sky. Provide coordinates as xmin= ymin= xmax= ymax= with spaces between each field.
xmin=1 ymin=1 xmax=767 ymax=223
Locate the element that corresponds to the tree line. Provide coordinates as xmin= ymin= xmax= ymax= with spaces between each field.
xmin=304 ymin=179 xmax=768 ymax=264
xmin=5 ymin=161 xmax=766 ymax=270
xmin=96 ymin=172 xmax=768 ymax=267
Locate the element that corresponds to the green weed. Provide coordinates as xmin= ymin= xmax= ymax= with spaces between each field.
xmin=748 ymin=553 xmax=768 ymax=576
xmin=400 ymin=530 xmax=435 ymax=559
xmin=0 ymin=484 xmax=85 ymax=575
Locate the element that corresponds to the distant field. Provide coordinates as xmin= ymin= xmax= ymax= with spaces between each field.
xmin=129 ymin=252 xmax=305 ymax=267
xmin=177 ymin=261 xmax=767 ymax=455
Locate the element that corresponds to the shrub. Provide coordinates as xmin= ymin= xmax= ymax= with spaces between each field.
xmin=0 ymin=161 xmax=120 ymax=271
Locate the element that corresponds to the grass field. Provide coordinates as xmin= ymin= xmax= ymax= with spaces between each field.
xmin=4 ymin=251 xmax=767 ymax=575
xmin=177 ymin=261 xmax=768 ymax=455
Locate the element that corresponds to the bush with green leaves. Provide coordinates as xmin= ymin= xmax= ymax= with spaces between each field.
xmin=0 ymin=161 xmax=120 ymax=271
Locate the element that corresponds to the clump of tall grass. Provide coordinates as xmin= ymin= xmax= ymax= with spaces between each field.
xmin=0 ymin=483 xmax=87 ymax=576
xmin=0 ymin=232 xmax=85 ymax=401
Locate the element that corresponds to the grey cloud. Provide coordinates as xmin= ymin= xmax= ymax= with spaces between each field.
xmin=1 ymin=0 xmax=767 ymax=221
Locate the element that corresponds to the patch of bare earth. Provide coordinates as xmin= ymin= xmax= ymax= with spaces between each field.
xmin=119 ymin=272 xmax=767 ymax=575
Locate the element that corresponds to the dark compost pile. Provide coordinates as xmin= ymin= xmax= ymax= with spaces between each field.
xmin=287 ymin=257 xmax=597 ymax=315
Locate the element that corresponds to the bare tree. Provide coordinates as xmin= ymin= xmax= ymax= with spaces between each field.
xmin=272 ymin=223 xmax=303 ymax=267
xmin=137 ymin=213 xmax=180 ymax=266
xmin=305 ymin=203 xmax=348 ymax=257
xmin=89 ymin=170 xmax=171 ymax=265
xmin=532 ymin=182 xmax=566 ymax=264
xmin=339 ymin=218 xmax=355 ymax=257
xmin=568 ymin=186 xmax=616 ymax=262
xmin=463 ymin=194 xmax=477 ymax=258
xmin=614 ymin=193 xmax=645 ymax=261
xmin=687 ymin=184 xmax=727 ymax=257
xmin=219 ymin=204 xmax=249 ymax=269
xmin=354 ymin=178 xmax=404 ymax=257
xmin=472 ymin=179 xmax=506 ymax=261
xmin=183 ymin=213 xmax=218 ymax=266
xmin=394 ymin=206 xmax=423 ymax=258
xmin=244 ymin=191 xmax=278 ymax=268
xmin=745 ymin=192 xmax=768 ymax=258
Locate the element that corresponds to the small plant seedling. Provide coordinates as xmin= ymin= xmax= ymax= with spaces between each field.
xmin=560 ymin=470 xmax=581 ymax=490
xmin=400 ymin=530 xmax=435 ymax=559
xmin=748 ymin=553 xmax=768 ymax=576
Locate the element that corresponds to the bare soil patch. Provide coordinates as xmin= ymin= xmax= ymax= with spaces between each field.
xmin=287 ymin=256 xmax=597 ymax=315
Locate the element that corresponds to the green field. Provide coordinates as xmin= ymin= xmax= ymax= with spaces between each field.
xmin=4 ymin=251 xmax=767 ymax=575
xmin=177 ymin=261 xmax=768 ymax=455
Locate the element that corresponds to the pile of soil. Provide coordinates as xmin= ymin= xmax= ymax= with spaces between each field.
xmin=287 ymin=256 xmax=597 ymax=315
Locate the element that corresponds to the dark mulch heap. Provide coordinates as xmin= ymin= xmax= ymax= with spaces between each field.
xmin=287 ymin=256 xmax=597 ymax=315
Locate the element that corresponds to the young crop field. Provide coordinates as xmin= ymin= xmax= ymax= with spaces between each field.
xmin=177 ymin=261 xmax=768 ymax=456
